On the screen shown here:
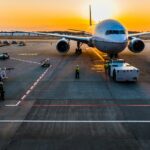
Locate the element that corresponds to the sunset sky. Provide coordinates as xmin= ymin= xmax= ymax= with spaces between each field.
xmin=0 ymin=0 xmax=150 ymax=31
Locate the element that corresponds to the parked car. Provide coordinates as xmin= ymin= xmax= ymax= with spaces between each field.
xmin=18 ymin=41 xmax=26 ymax=46
xmin=3 ymin=41 xmax=10 ymax=46
xmin=41 ymin=58 xmax=51 ymax=68
xmin=12 ymin=41 xmax=17 ymax=44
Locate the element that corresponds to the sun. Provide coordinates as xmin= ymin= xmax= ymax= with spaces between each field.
xmin=92 ymin=0 xmax=118 ymax=22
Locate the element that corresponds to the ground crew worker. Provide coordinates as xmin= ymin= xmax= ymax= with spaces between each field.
xmin=0 ymin=79 xmax=5 ymax=101
xmin=104 ymin=62 xmax=109 ymax=75
xmin=75 ymin=65 xmax=80 ymax=79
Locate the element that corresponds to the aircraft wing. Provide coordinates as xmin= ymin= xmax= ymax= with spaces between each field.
xmin=19 ymin=31 xmax=91 ymax=44
xmin=50 ymin=33 xmax=91 ymax=43
xmin=128 ymin=32 xmax=150 ymax=38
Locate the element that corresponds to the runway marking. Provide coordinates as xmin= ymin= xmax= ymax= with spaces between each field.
xmin=30 ymin=86 xmax=34 ymax=90
xmin=6 ymin=101 xmax=22 ymax=107
xmin=5 ymin=104 xmax=18 ymax=107
xmin=6 ymin=66 xmax=51 ymax=107
xmin=0 ymin=120 xmax=150 ymax=123
xmin=16 ymin=101 xmax=21 ymax=106
xmin=19 ymin=53 xmax=38 ymax=56
xmin=21 ymin=95 xmax=26 ymax=100
xmin=26 ymin=90 xmax=30 ymax=95
xmin=11 ymin=57 xmax=41 ymax=65
xmin=33 ymin=104 xmax=150 ymax=108
xmin=19 ymin=67 xmax=50 ymax=103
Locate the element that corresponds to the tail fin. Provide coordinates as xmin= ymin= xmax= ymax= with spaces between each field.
xmin=89 ymin=5 xmax=92 ymax=26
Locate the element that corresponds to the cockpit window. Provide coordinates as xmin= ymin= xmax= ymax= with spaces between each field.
xmin=106 ymin=30 xmax=125 ymax=35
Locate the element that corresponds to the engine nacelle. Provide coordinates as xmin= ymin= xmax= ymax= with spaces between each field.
xmin=56 ymin=38 xmax=70 ymax=53
xmin=128 ymin=38 xmax=145 ymax=53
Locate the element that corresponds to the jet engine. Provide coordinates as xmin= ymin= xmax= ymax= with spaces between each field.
xmin=56 ymin=38 xmax=70 ymax=53
xmin=128 ymin=38 xmax=145 ymax=53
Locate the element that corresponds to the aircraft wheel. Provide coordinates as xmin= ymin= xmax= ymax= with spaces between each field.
xmin=75 ymin=49 xmax=82 ymax=55
xmin=79 ymin=49 xmax=82 ymax=54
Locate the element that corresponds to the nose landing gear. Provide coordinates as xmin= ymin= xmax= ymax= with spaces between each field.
xmin=108 ymin=53 xmax=119 ymax=59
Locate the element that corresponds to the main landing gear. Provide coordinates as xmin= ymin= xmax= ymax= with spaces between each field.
xmin=75 ymin=41 xmax=82 ymax=55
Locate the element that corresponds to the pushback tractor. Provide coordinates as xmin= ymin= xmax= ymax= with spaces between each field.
xmin=106 ymin=59 xmax=139 ymax=82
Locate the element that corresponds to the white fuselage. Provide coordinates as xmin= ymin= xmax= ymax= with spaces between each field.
xmin=91 ymin=19 xmax=128 ymax=54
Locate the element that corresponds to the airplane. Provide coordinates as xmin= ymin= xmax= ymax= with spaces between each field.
xmin=20 ymin=5 xmax=150 ymax=58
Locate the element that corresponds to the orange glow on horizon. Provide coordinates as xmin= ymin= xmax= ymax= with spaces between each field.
xmin=0 ymin=0 xmax=150 ymax=31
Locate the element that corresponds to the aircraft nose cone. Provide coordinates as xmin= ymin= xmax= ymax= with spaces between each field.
xmin=114 ymin=35 xmax=128 ymax=43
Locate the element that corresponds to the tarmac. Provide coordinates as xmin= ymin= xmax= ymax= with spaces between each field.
xmin=0 ymin=39 xmax=150 ymax=149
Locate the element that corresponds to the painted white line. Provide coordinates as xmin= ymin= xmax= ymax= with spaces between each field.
xmin=26 ymin=90 xmax=31 ymax=95
xmin=16 ymin=101 xmax=21 ymax=106
xmin=11 ymin=57 xmax=40 ymax=65
xmin=5 ymin=104 xmax=18 ymax=107
xmin=37 ymin=76 xmax=42 ymax=81
xmin=5 ymin=100 xmax=21 ymax=107
xmin=0 ymin=120 xmax=150 ymax=123
xmin=30 ymin=86 xmax=34 ymax=90
xmin=6 ymin=67 xmax=50 ymax=107
xmin=21 ymin=95 xmax=26 ymax=100
xmin=33 ymin=82 xmax=38 ymax=86
xmin=20 ymin=69 xmax=49 ymax=101
xmin=19 ymin=53 xmax=38 ymax=56
xmin=36 ymin=79 xmax=40 ymax=82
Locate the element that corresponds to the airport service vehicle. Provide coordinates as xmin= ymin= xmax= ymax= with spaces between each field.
xmin=12 ymin=41 xmax=17 ymax=44
xmin=3 ymin=41 xmax=10 ymax=46
xmin=0 ymin=68 xmax=7 ymax=80
xmin=41 ymin=58 xmax=51 ymax=68
xmin=0 ymin=53 xmax=9 ymax=60
xmin=18 ymin=41 xmax=26 ymax=46
xmin=0 ymin=41 xmax=3 ymax=47
xmin=107 ymin=59 xmax=139 ymax=82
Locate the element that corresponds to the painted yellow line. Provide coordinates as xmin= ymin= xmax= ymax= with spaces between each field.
xmin=93 ymin=49 xmax=105 ymax=62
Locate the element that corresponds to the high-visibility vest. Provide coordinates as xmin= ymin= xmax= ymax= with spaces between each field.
xmin=104 ymin=64 xmax=109 ymax=69
xmin=76 ymin=67 xmax=80 ymax=73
